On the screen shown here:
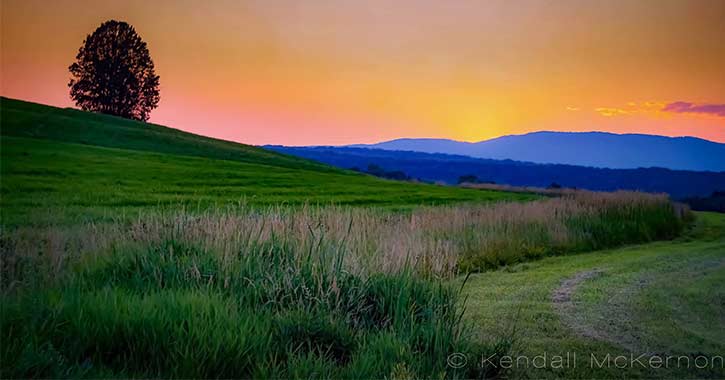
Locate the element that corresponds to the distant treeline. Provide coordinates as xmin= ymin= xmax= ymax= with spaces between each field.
xmin=351 ymin=164 xmax=411 ymax=181
xmin=265 ymin=146 xmax=725 ymax=200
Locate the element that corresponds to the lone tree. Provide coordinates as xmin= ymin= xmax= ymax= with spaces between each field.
xmin=69 ymin=20 xmax=160 ymax=121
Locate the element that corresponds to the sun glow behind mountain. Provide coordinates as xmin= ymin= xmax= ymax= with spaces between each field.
xmin=2 ymin=0 xmax=724 ymax=145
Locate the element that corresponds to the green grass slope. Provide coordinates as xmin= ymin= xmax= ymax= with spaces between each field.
xmin=1 ymin=97 xmax=332 ymax=171
xmin=1 ymin=97 xmax=533 ymax=224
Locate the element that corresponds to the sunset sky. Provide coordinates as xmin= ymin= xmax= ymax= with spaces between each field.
xmin=2 ymin=0 xmax=724 ymax=145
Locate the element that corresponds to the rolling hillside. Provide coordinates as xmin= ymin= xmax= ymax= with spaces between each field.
xmin=1 ymin=97 xmax=332 ymax=171
xmin=0 ymin=98 xmax=531 ymax=224
xmin=350 ymin=132 xmax=725 ymax=171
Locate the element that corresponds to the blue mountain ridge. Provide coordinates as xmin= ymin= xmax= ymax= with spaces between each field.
xmin=348 ymin=131 xmax=725 ymax=172
xmin=266 ymin=135 xmax=725 ymax=198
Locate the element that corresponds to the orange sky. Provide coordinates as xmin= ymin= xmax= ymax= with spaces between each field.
xmin=2 ymin=0 xmax=724 ymax=145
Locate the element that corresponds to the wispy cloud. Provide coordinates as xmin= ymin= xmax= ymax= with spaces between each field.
xmin=595 ymin=107 xmax=631 ymax=117
xmin=662 ymin=102 xmax=725 ymax=117
xmin=593 ymin=101 xmax=668 ymax=117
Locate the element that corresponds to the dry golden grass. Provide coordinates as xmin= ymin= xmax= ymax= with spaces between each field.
xmin=2 ymin=190 xmax=690 ymax=291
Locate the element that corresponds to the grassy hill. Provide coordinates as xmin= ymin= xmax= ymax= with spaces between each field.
xmin=1 ymin=97 xmax=329 ymax=171
xmin=0 ymin=97 xmax=532 ymax=224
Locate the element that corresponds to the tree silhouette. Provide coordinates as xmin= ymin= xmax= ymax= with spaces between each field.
xmin=69 ymin=20 xmax=160 ymax=122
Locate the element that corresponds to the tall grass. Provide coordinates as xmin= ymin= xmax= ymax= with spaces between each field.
xmin=1 ymin=207 xmax=504 ymax=379
xmin=0 ymin=191 xmax=689 ymax=378
xmin=429 ymin=191 xmax=692 ymax=270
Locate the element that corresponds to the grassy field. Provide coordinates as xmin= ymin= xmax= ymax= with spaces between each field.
xmin=0 ymin=199 xmax=691 ymax=378
xmin=1 ymin=97 xmax=534 ymax=225
xmin=0 ymin=97 xmax=710 ymax=379
xmin=462 ymin=211 xmax=725 ymax=378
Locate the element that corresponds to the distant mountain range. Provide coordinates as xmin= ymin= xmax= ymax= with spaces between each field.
xmin=265 ymin=145 xmax=725 ymax=198
xmin=349 ymin=131 xmax=725 ymax=172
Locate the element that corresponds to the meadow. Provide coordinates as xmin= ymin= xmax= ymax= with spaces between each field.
xmin=0 ymin=97 xmax=711 ymax=379
xmin=2 ymin=193 xmax=690 ymax=378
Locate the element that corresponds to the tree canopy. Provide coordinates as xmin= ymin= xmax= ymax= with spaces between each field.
xmin=69 ymin=20 xmax=160 ymax=121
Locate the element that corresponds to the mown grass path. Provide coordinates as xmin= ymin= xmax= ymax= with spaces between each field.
xmin=462 ymin=212 xmax=725 ymax=378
